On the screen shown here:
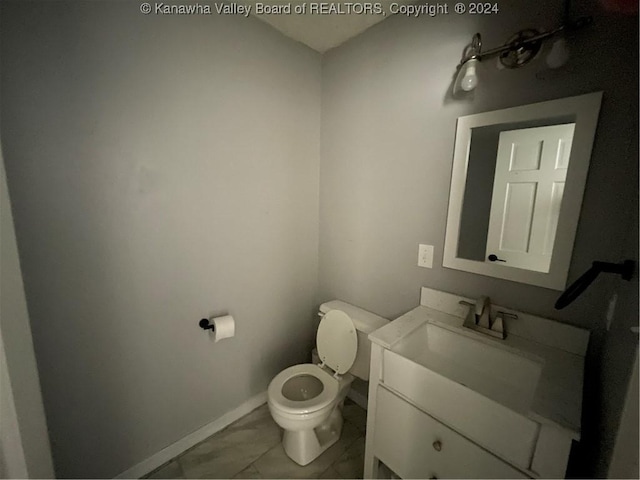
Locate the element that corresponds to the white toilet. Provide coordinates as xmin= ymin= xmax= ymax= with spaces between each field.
xmin=267 ymin=300 xmax=388 ymax=466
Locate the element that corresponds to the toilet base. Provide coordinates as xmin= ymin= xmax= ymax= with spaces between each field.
xmin=282 ymin=407 xmax=344 ymax=466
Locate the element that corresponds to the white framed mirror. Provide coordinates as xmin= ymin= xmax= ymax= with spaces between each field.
xmin=443 ymin=92 xmax=603 ymax=290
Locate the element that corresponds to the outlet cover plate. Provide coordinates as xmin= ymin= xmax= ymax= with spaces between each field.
xmin=418 ymin=244 xmax=434 ymax=269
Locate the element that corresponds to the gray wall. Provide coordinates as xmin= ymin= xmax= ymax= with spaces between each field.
xmin=589 ymin=112 xmax=639 ymax=478
xmin=320 ymin=0 xmax=638 ymax=475
xmin=1 ymin=2 xmax=321 ymax=478
xmin=1 ymin=151 xmax=54 ymax=478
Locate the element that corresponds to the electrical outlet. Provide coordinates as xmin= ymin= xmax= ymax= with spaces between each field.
xmin=418 ymin=244 xmax=434 ymax=268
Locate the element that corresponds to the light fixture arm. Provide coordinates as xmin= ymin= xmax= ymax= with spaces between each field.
xmin=458 ymin=16 xmax=592 ymax=67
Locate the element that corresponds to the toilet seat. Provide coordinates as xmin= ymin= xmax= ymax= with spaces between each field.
xmin=268 ymin=364 xmax=339 ymax=415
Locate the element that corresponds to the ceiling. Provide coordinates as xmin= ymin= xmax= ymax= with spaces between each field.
xmin=246 ymin=1 xmax=414 ymax=52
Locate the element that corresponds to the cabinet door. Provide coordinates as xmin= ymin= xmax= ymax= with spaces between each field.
xmin=374 ymin=386 xmax=530 ymax=479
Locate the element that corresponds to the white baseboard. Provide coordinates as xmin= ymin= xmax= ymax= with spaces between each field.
xmin=114 ymin=391 xmax=268 ymax=479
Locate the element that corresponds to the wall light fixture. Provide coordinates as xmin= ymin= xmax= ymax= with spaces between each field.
xmin=453 ymin=16 xmax=592 ymax=94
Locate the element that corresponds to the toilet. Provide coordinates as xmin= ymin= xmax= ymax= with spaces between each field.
xmin=267 ymin=300 xmax=388 ymax=466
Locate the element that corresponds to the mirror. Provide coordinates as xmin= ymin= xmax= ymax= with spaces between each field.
xmin=443 ymin=92 xmax=603 ymax=290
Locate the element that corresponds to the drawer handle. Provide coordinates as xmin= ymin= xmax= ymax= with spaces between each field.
xmin=432 ymin=440 xmax=442 ymax=452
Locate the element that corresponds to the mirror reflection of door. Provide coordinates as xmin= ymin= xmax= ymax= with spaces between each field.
xmin=485 ymin=124 xmax=575 ymax=273
xmin=445 ymin=92 xmax=602 ymax=289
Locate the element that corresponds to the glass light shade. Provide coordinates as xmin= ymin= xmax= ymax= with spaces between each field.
xmin=546 ymin=38 xmax=570 ymax=69
xmin=455 ymin=58 xmax=479 ymax=93
xmin=461 ymin=61 xmax=479 ymax=91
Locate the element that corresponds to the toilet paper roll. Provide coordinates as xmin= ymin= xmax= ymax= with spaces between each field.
xmin=212 ymin=315 xmax=235 ymax=342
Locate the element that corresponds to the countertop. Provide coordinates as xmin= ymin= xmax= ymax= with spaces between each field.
xmin=369 ymin=288 xmax=589 ymax=439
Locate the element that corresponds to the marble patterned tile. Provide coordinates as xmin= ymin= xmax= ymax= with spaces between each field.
xmin=232 ymin=464 xmax=263 ymax=479
xmin=178 ymin=404 xmax=281 ymax=479
xmin=144 ymin=459 xmax=184 ymax=479
xmin=342 ymin=402 xmax=367 ymax=434
xmin=319 ymin=466 xmax=342 ymax=479
xmin=332 ymin=436 xmax=365 ymax=479
xmin=252 ymin=421 xmax=360 ymax=479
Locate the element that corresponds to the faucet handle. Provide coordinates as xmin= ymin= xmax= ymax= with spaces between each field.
xmin=490 ymin=311 xmax=517 ymax=338
xmin=475 ymin=296 xmax=491 ymax=316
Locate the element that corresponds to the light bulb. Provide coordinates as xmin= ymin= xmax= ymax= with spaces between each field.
xmin=461 ymin=60 xmax=478 ymax=91
xmin=454 ymin=58 xmax=479 ymax=94
xmin=546 ymin=38 xmax=570 ymax=69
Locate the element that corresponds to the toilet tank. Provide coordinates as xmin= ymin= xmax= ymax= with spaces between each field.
xmin=319 ymin=300 xmax=388 ymax=380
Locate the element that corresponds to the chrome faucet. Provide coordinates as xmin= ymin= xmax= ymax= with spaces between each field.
xmin=459 ymin=296 xmax=517 ymax=339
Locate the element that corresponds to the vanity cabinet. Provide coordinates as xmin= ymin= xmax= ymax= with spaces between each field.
xmin=363 ymin=288 xmax=589 ymax=480
xmin=382 ymin=348 xmax=539 ymax=469
xmin=373 ymin=386 xmax=528 ymax=479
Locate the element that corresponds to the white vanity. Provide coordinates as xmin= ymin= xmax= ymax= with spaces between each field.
xmin=363 ymin=287 xmax=589 ymax=479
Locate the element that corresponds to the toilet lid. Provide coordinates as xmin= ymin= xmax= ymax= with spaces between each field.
xmin=316 ymin=310 xmax=357 ymax=375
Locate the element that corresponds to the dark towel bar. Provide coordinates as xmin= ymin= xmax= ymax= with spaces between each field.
xmin=555 ymin=260 xmax=635 ymax=309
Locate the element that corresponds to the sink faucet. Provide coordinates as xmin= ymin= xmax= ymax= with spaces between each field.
xmin=459 ymin=296 xmax=517 ymax=339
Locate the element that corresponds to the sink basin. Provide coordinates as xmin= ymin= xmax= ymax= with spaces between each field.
xmin=382 ymin=321 xmax=545 ymax=470
xmin=391 ymin=321 xmax=544 ymax=413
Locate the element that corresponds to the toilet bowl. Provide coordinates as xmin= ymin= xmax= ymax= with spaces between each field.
xmin=267 ymin=301 xmax=388 ymax=466
xmin=268 ymin=363 xmax=353 ymax=465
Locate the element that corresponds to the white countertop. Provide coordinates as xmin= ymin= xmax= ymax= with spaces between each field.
xmin=369 ymin=288 xmax=589 ymax=439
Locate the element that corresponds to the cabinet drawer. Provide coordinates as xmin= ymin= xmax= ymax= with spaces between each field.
xmin=374 ymin=386 xmax=530 ymax=479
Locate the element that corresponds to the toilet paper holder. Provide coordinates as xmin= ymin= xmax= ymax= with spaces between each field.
xmin=198 ymin=318 xmax=215 ymax=331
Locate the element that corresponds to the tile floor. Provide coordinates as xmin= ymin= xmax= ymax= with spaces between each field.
xmin=143 ymin=399 xmax=368 ymax=479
